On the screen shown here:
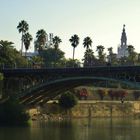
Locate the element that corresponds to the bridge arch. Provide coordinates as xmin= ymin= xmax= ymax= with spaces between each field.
xmin=19 ymin=76 xmax=140 ymax=105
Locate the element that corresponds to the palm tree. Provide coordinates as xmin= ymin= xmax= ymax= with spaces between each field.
xmin=0 ymin=40 xmax=14 ymax=59
xmin=23 ymin=32 xmax=33 ymax=56
xmin=83 ymin=37 xmax=92 ymax=50
xmin=107 ymin=47 xmax=117 ymax=65
xmin=69 ymin=34 xmax=79 ymax=60
xmin=83 ymin=48 xmax=96 ymax=67
xmin=127 ymin=45 xmax=136 ymax=65
xmin=53 ymin=36 xmax=62 ymax=66
xmin=53 ymin=36 xmax=62 ymax=50
xmin=0 ymin=40 xmax=14 ymax=56
xmin=107 ymin=47 xmax=113 ymax=64
xmin=17 ymin=20 xmax=29 ymax=55
xmin=35 ymin=29 xmax=47 ymax=50
xmin=96 ymin=45 xmax=106 ymax=65
xmin=108 ymin=47 xmax=113 ymax=55
xmin=0 ymin=40 xmax=14 ymax=48
xmin=127 ymin=45 xmax=135 ymax=55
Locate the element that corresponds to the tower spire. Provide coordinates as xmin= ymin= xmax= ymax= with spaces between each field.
xmin=121 ymin=24 xmax=127 ymax=46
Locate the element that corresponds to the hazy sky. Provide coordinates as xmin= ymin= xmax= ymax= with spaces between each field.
xmin=0 ymin=0 xmax=140 ymax=60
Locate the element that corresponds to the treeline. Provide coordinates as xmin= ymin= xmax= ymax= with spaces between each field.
xmin=0 ymin=20 xmax=140 ymax=68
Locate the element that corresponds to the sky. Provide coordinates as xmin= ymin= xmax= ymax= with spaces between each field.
xmin=0 ymin=0 xmax=140 ymax=61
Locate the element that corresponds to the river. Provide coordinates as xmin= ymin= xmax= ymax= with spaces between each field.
xmin=0 ymin=118 xmax=140 ymax=140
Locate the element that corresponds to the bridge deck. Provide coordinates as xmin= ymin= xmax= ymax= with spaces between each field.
xmin=1 ymin=66 xmax=140 ymax=76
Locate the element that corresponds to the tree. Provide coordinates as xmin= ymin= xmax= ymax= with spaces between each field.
xmin=0 ymin=73 xmax=3 ymax=97
xmin=83 ymin=48 xmax=96 ymax=67
xmin=83 ymin=37 xmax=93 ymax=67
xmin=58 ymin=91 xmax=78 ymax=110
xmin=96 ymin=45 xmax=106 ymax=65
xmin=35 ymin=29 xmax=47 ymax=50
xmin=53 ymin=36 xmax=62 ymax=66
xmin=137 ymin=53 xmax=140 ymax=65
xmin=23 ymin=32 xmax=33 ymax=56
xmin=69 ymin=34 xmax=79 ymax=60
xmin=65 ymin=58 xmax=81 ymax=68
xmin=83 ymin=36 xmax=92 ymax=50
xmin=53 ymin=36 xmax=62 ymax=50
xmin=127 ymin=45 xmax=137 ymax=65
xmin=107 ymin=47 xmax=118 ymax=65
xmin=107 ymin=47 xmax=113 ymax=64
xmin=29 ymin=56 xmax=43 ymax=68
xmin=0 ymin=97 xmax=30 ymax=124
xmin=0 ymin=40 xmax=14 ymax=48
xmin=0 ymin=40 xmax=28 ymax=67
xmin=118 ymin=56 xmax=127 ymax=66
xmin=0 ymin=73 xmax=3 ymax=80
xmin=17 ymin=20 xmax=29 ymax=55
xmin=39 ymin=48 xmax=65 ymax=67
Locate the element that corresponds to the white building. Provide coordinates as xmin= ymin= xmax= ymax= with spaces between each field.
xmin=23 ymin=33 xmax=54 ymax=58
xmin=117 ymin=25 xmax=128 ymax=58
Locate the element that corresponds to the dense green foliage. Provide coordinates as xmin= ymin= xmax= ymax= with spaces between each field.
xmin=65 ymin=58 xmax=81 ymax=67
xmin=0 ymin=73 xmax=3 ymax=96
xmin=83 ymin=48 xmax=96 ymax=67
xmin=58 ymin=91 xmax=78 ymax=109
xmin=0 ymin=40 xmax=28 ymax=67
xmin=0 ymin=73 xmax=3 ymax=80
xmin=0 ymin=97 xmax=30 ymax=124
xmin=39 ymin=48 xmax=65 ymax=67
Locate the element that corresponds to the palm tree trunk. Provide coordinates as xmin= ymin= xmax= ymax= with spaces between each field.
xmin=25 ymin=49 xmax=27 ymax=57
xmin=55 ymin=49 xmax=57 ymax=67
xmin=73 ymin=47 xmax=75 ymax=60
xmin=21 ymin=32 xmax=23 ymax=56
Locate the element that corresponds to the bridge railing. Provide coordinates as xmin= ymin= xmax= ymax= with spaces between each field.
xmin=1 ymin=62 xmax=140 ymax=70
xmin=1 ymin=63 xmax=140 ymax=70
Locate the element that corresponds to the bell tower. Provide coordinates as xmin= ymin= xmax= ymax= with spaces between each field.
xmin=117 ymin=24 xmax=128 ymax=58
xmin=121 ymin=24 xmax=127 ymax=46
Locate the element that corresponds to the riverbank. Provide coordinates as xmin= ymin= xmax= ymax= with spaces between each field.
xmin=28 ymin=101 xmax=140 ymax=121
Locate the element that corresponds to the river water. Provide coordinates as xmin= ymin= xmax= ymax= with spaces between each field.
xmin=0 ymin=118 xmax=140 ymax=140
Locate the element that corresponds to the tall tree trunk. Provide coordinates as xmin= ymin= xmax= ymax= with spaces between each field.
xmin=73 ymin=47 xmax=75 ymax=60
xmin=25 ymin=49 xmax=27 ymax=57
xmin=21 ymin=32 xmax=23 ymax=56
xmin=55 ymin=49 xmax=57 ymax=67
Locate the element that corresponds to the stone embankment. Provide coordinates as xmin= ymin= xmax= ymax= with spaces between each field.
xmin=29 ymin=101 xmax=140 ymax=121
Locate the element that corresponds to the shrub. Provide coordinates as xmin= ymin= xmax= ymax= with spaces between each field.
xmin=58 ymin=91 xmax=78 ymax=109
xmin=133 ymin=91 xmax=140 ymax=100
xmin=108 ymin=90 xmax=128 ymax=100
xmin=0 ymin=97 xmax=30 ymax=125
xmin=97 ymin=89 xmax=106 ymax=100
xmin=0 ymin=73 xmax=3 ymax=80
xmin=108 ymin=90 xmax=114 ymax=100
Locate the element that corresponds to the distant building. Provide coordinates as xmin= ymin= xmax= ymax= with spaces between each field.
xmin=117 ymin=25 xmax=128 ymax=58
xmin=22 ymin=51 xmax=39 ymax=59
xmin=23 ymin=33 xmax=54 ymax=58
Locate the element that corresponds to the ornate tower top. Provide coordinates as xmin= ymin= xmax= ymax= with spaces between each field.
xmin=121 ymin=24 xmax=127 ymax=46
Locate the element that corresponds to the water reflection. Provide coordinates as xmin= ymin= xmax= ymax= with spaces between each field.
xmin=0 ymin=118 xmax=140 ymax=140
